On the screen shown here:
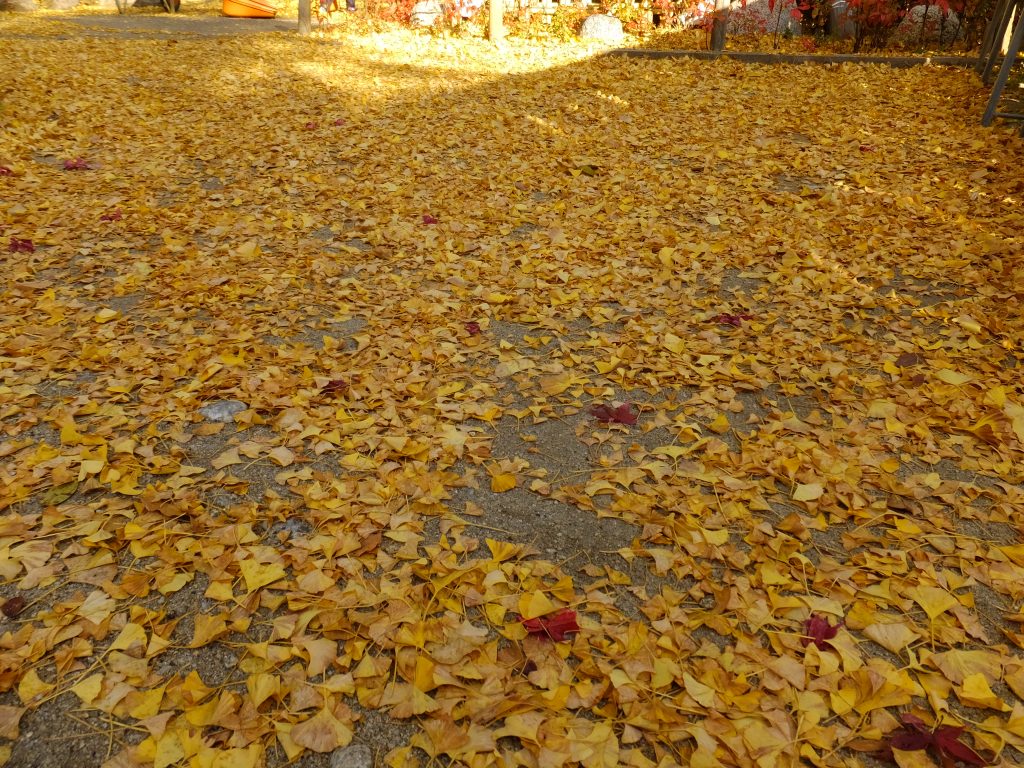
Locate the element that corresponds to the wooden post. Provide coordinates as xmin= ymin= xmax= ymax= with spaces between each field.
xmin=490 ymin=0 xmax=503 ymax=42
xmin=299 ymin=0 xmax=312 ymax=35
xmin=711 ymin=0 xmax=729 ymax=50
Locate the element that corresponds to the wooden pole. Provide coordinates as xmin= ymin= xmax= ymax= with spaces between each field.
xmin=490 ymin=0 xmax=503 ymax=42
xmin=299 ymin=0 xmax=312 ymax=35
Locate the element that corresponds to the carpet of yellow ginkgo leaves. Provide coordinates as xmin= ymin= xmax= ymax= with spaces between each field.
xmin=2 ymin=14 xmax=1024 ymax=768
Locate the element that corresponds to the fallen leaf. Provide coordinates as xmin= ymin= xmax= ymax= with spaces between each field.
xmin=590 ymin=403 xmax=637 ymax=425
xmin=290 ymin=707 xmax=353 ymax=752
xmin=319 ymin=379 xmax=348 ymax=396
xmin=267 ymin=446 xmax=296 ymax=467
xmin=879 ymin=713 xmax=990 ymax=766
xmin=908 ymin=586 xmax=959 ymax=621
xmin=8 ymin=237 xmax=34 ymax=253
xmin=801 ymin=614 xmax=840 ymax=650
xmin=490 ymin=473 xmax=517 ymax=493
xmin=521 ymin=609 xmax=580 ymax=642
xmin=793 ymin=482 xmax=824 ymax=502
xmin=0 ymin=706 xmax=25 ymax=740
xmin=710 ymin=312 xmax=753 ymax=327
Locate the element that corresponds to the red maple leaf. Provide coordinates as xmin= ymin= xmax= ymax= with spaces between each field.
xmin=801 ymin=614 xmax=840 ymax=650
xmin=319 ymin=379 xmax=348 ymax=396
xmin=333 ymin=118 xmax=346 ymax=126
xmin=63 ymin=157 xmax=92 ymax=170
xmin=8 ymin=237 xmax=34 ymax=254
xmin=464 ymin=321 xmax=481 ymax=335
xmin=99 ymin=209 xmax=123 ymax=222
xmin=590 ymin=403 xmax=637 ymax=425
xmin=711 ymin=312 xmax=754 ymax=327
xmin=422 ymin=214 xmax=438 ymax=225
xmin=0 ymin=166 xmax=12 ymax=176
xmin=878 ymin=714 xmax=990 ymax=766
xmin=304 ymin=121 xmax=319 ymax=130
xmin=520 ymin=609 xmax=580 ymax=642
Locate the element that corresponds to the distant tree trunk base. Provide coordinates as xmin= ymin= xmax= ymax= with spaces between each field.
xmin=299 ymin=0 xmax=311 ymax=34
xmin=489 ymin=0 xmax=504 ymax=42
xmin=710 ymin=0 xmax=729 ymax=51
xmin=711 ymin=12 xmax=729 ymax=50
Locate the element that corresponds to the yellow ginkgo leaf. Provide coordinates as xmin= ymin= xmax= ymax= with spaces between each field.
xmin=518 ymin=591 xmax=555 ymax=621
xmin=958 ymin=673 xmax=1009 ymax=710
xmin=793 ymin=483 xmax=824 ymax=502
xmin=239 ymin=560 xmax=286 ymax=593
xmin=69 ymin=674 xmax=103 ymax=705
xmin=190 ymin=613 xmax=229 ymax=648
xmin=908 ymin=586 xmax=959 ymax=620
xmin=289 ymin=707 xmax=353 ymax=753
xmin=490 ymin=473 xmax=517 ymax=493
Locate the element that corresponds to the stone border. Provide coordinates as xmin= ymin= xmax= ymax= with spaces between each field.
xmin=61 ymin=13 xmax=296 ymax=34
xmin=606 ymin=48 xmax=980 ymax=67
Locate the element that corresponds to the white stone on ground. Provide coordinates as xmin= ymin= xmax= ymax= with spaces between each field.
xmin=410 ymin=0 xmax=442 ymax=27
xmin=198 ymin=400 xmax=247 ymax=422
xmin=579 ymin=13 xmax=624 ymax=43
xmin=330 ymin=744 xmax=373 ymax=768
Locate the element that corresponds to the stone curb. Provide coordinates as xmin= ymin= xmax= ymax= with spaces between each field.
xmin=605 ymin=48 xmax=979 ymax=68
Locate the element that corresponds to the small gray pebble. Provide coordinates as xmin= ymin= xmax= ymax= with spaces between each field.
xmin=199 ymin=400 xmax=247 ymax=422
xmin=330 ymin=743 xmax=373 ymax=768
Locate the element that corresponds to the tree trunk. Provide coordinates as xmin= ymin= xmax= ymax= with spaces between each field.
xmin=490 ymin=0 xmax=504 ymax=42
xmin=299 ymin=0 xmax=311 ymax=35
xmin=711 ymin=0 xmax=729 ymax=50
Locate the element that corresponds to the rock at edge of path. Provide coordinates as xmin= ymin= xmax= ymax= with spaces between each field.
xmin=199 ymin=400 xmax=247 ymax=422
xmin=579 ymin=13 xmax=624 ymax=43
xmin=329 ymin=743 xmax=373 ymax=768
xmin=410 ymin=0 xmax=442 ymax=27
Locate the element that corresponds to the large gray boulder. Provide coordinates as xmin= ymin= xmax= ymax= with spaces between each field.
xmin=409 ymin=0 xmax=441 ymax=27
xmin=727 ymin=0 xmax=803 ymax=35
xmin=45 ymin=0 xmax=78 ymax=8
xmin=579 ymin=13 xmax=623 ymax=43
xmin=892 ymin=5 xmax=962 ymax=43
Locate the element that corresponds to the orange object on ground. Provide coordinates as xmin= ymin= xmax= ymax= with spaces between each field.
xmin=222 ymin=0 xmax=276 ymax=17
